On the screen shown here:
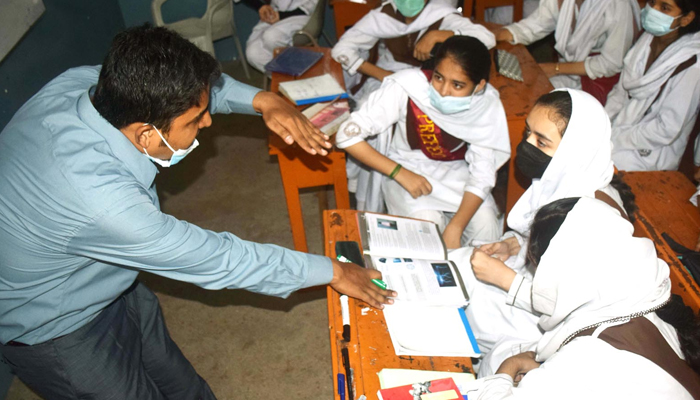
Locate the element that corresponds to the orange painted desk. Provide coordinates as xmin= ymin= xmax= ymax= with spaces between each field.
xmin=269 ymin=48 xmax=351 ymax=253
xmin=621 ymin=171 xmax=700 ymax=312
xmin=324 ymin=209 xmax=474 ymax=400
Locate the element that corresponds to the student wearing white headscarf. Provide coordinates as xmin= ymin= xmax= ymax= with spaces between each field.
xmin=336 ymin=36 xmax=509 ymax=247
xmin=332 ymin=0 xmax=495 ymax=105
xmin=472 ymin=197 xmax=700 ymax=399
xmin=244 ymin=0 xmax=318 ymax=72
xmin=447 ymin=89 xmax=637 ymax=375
xmin=494 ymin=0 xmax=640 ymax=105
xmin=607 ymin=0 xmax=700 ymax=171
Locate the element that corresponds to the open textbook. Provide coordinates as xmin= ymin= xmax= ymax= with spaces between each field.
xmin=356 ymin=212 xmax=481 ymax=358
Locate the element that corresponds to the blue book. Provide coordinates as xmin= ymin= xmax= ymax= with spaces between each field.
xmin=264 ymin=47 xmax=324 ymax=77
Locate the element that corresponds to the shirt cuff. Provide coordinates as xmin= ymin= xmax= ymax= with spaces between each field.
xmin=347 ymin=57 xmax=365 ymax=75
xmin=302 ymin=253 xmax=334 ymax=289
xmin=506 ymin=273 xmax=525 ymax=306
xmin=464 ymin=185 xmax=488 ymax=201
xmin=505 ymin=26 xmax=520 ymax=45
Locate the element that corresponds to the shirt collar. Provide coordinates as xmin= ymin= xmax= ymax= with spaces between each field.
xmin=77 ymin=88 xmax=158 ymax=188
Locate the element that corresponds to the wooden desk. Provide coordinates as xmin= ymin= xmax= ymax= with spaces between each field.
xmin=269 ymin=48 xmax=351 ymax=252
xmin=330 ymin=0 xmax=381 ymax=39
xmin=324 ymin=209 xmax=474 ymax=400
xmin=621 ymin=171 xmax=700 ymax=312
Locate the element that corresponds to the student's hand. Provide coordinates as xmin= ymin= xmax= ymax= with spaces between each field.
xmin=496 ymin=351 xmax=540 ymax=383
xmin=253 ymin=91 xmax=331 ymax=155
xmin=442 ymin=220 xmax=465 ymax=250
xmin=539 ymin=63 xmax=558 ymax=78
xmin=479 ymin=236 xmax=521 ymax=261
xmin=495 ymin=28 xmax=514 ymax=43
xmin=414 ymin=30 xmax=453 ymax=61
xmin=470 ymin=248 xmax=517 ymax=291
xmin=395 ymin=168 xmax=432 ymax=198
xmin=330 ymin=259 xmax=397 ymax=309
xmin=259 ymin=5 xmax=279 ymax=24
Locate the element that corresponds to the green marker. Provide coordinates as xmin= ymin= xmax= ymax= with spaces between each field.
xmin=371 ymin=278 xmax=387 ymax=290
xmin=336 ymin=255 xmax=351 ymax=263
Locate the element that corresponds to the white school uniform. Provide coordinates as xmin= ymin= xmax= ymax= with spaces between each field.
xmin=504 ymin=0 xmax=639 ymax=89
xmin=336 ymin=68 xmax=509 ymax=243
xmin=447 ymin=89 xmax=620 ymax=376
xmin=607 ymin=32 xmax=700 ymax=171
xmin=484 ymin=0 xmax=540 ymax=25
xmin=245 ymin=0 xmax=317 ymax=72
xmin=331 ymin=0 xmax=495 ymax=104
xmin=472 ymin=198 xmax=690 ymax=400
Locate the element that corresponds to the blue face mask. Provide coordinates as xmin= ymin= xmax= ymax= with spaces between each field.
xmin=142 ymin=123 xmax=199 ymax=167
xmin=429 ymin=84 xmax=478 ymax=115
xmin=394 ymin=0 xmax=425 ymax=18
xmin=641 ymin=4 xmax=683 ymax=37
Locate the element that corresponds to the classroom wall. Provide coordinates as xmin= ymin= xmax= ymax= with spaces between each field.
xmin=0 ymin=0 xmax=126 ymax=130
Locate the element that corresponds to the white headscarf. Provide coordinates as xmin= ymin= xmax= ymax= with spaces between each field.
xmin=610 ymin=31 xmax=700 ymax=126
xmin=507 ymin=89 xmax=614 ymax=236
xmin=554 ymin=0 xmax=640 ymax=63
xmin=532 ymin=197 xmax=672 ymax=361
xmin=388 ymin=68 xmax=512 ymax=168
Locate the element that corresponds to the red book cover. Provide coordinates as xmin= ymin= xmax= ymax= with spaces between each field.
xmin=378 ymin=377 xmax=463 ymax=400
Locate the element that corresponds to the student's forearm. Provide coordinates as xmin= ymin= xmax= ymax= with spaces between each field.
xmin=449 ymin=192 xmax=483 ymax=232
xmin=555 ymin=61 xmax=587 ymax=76
xmin=357 ymin=62 xmax=392 ymax=82
xmin=344 ymin=141 xmax=398 ymax=177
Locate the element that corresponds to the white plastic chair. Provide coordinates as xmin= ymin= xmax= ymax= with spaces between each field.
xmin=152 ymin=0 xmax=251 ymax=80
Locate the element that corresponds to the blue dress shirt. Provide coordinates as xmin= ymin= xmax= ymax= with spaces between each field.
xmin=0 ymin=66 xmax=333 ymax=345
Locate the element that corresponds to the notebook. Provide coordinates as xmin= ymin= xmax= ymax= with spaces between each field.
xmin=264 ymin=47 xmax=324 ymax=77
xmin=278 ymin=74 xmax=349 ymax=106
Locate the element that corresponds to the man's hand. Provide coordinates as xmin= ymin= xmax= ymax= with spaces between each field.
xmin=479 ymin=236 xmax=520 ymax=262
xmin=330 ymin=259 xmax=397 ymax=309
xmin=495 ymin=28 xmax=514 ymax=43
xmin=442 ymin=220 xmax=465 ymax=250
xmin=539 ymin=63 xmax=558 ymax=78
xmin=496 ymin=351 xmax=540 ymax=383
xmin=470 ymin=248 xmax=517 ymax=291
xmin=259 ymin=5 xmax=280 ymax=24
xmin=395 ymin=168 xmax=432 ymax=198
xmin=414 ymin=30 xmax=453 ymax=61
xmin=253 ymin=91 xmax=331 ymax=155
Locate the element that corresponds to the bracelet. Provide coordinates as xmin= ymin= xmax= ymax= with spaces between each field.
xmin=389 ymin=164 xmax=402 ymax=179
xmin=555 ymin=63 xmax=560 ymax=73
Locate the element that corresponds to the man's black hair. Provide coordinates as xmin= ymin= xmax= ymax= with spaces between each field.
xmin=93 ymin=25 xmax=221 ymax=133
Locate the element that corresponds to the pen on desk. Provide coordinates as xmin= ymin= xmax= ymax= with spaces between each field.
xmin=340 ymin=295 xmax=351 ymax=342
xmin=371 ymin=278 xmax=387 ymax=290
xmin=337 ymin=373 xmax=346 ymax=400
xmin=341 ymin=347 xmax=354 ymax=400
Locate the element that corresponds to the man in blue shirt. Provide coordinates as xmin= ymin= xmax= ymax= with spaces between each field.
xmin=0 ymin=26 xmax=394 ymax=399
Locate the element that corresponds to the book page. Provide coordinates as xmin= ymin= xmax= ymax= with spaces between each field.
xmin=361 ymin=213 xmax=446 ymax=260
xmin=371 ymin=257 xmax=468 ymax=307
xmin=278 ymin=74 xmax=344 ymax=101
xmin=382 ymin=305 xmax=481 ymax=358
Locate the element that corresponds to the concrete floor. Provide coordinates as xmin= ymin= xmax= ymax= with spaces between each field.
xmin=6 ymin=62 xmax=338 ymax=399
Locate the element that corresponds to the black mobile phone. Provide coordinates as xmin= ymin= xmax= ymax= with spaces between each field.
xmin=335 ymin=241 xmax=365 ymax=267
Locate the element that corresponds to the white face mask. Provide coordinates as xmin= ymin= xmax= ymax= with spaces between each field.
xmin=142 ymin=123 xmax=199 ymax=168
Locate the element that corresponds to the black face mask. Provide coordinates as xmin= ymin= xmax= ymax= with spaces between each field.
xmin=515 ymin=140 xmax=552 ymax=179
